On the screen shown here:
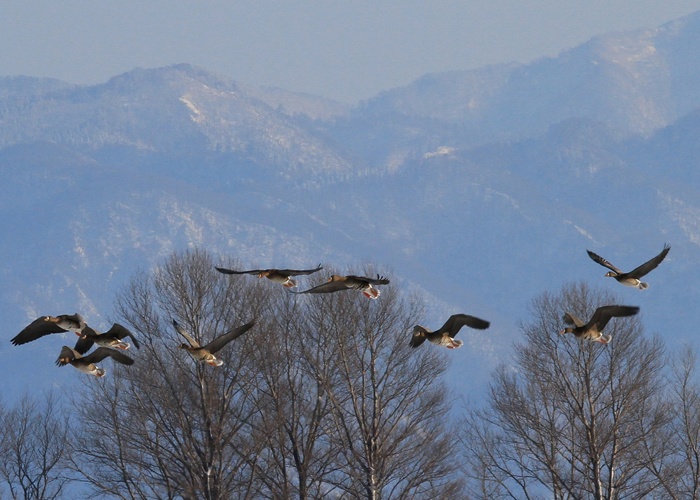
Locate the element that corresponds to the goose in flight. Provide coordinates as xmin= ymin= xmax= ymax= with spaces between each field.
xmin=56 ymin=346 xmax=134 ymax=377
xmin=560 ymin=305 xmax=639 ymax=344
xmin=292 ymin=274 xmax=390 ymax=299
xmin=410 ymin=313 xmax=490 ymax=349
xmin=172 ymin=319 xmax=256 ymax=367
xmin=73 ymin=324 xmax=140 ymax=354
xmin=11 ymin=313 xmax=88 ymax=346
xmin=215 ymin=264 xmax=323 ymax=288
xmin=586 ymin=244 xmax=670 ymax=290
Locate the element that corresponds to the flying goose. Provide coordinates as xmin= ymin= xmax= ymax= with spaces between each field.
xmin=215 ymin=264 xmax=323 ymax=288
xmin=74 ymin=324 xmax=140 ymax=354
xmin=587 ymin=244 xmax=670 ymax=290
xmin=410 ymin=313 xmax=490 ymax=349
xmin=292 ymin=274 xmax=390 ymax=299
xmin=56 ymin=345 xmax=134 ymax=377
xmin=172 ymin=319 xmax=256 ymax=367
xmin=11 ymin=313 xmax=87 ymax=346
xmin=559 ymin=305 xmax=639 ymax=344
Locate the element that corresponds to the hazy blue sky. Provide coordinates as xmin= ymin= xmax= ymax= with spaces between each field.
xmin=2 ymin=1 xmax=700 ymax=103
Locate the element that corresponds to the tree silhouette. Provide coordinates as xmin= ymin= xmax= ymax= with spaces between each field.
xmin=71 ymin=249 xmax=266 ymax=499
xmin=70 ymin=253 xmax=462 ymax=499
xmin=300 ymin=271 xmax=463 ymax=498
xmin=0 ymin=392 xmax=74 ymax=500
xmin=461 ymin=282 xmax=669 ymax=499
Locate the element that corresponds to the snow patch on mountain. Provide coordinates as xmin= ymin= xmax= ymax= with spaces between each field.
xmin=661 ymin=193 xmax=700 ymax=246
xmin=179 ymin=95 xmax=205 ymax=123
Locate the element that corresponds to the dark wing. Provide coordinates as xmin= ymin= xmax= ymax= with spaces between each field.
xmin=172 ymin=320 xmax=200 ymax=348
xmin=56 ymin=346 xmax=77 ymax=366
xmin=107 ymin=323 xmax=140 ymax=349
xmin=409 ymin=326 xmax=428 ymax=348
xmin=215 ymin=267 xmax=261 ymax=275
xmin=562 ymin=312 xmax=585 ymax=327
xmin=626 ymin=244 xmax=671 ymax=279
xmin=348 ymin=274 xmax=390 ymax=286
xmin=204 ymin=320 xmax=256 ymax=354
xmin=11 ymin=317 xmax=68 ymax=346
xmin=437 ymin=314 xmax=490 ymax=338
xmin=586 ymin=250 xmax=623 ymax=274
xmin=589 ymin=305 xmax=640 ymax=330
xmin=291 ymin=281 xmax=350 ymax=294
xmin=277 ymin=264 xmax=323 ymax=276
xmin=83 ymin=347 xmax=135 ymax=366
xmin=73 ymin=328 xmax=95 ymax=354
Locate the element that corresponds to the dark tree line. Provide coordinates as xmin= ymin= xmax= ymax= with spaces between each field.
xmin=0 ymin=249 xmax=458 ymax=499
xmin=461 ymin=282 xmax=700 ymax=499
xmin=2 ymin=251 xmax=699 ymax=499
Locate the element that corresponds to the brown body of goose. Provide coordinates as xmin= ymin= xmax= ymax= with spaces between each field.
xmin=56 ymin=346 xmax=134 ymax=377
xmin=292 ymin=274 xmax=390 ymax=299
xmin=587 ymin=244 xmax=670 ymax=290
xmin=74 ymin=324 xmax=140 ymax=354
xmin=215 ymin=264 xmax=322 ymax=288
xmin=173 ymin=319 xmax=256 ymax=367
xmin=560 ymin=305 xmax=639 ymax=344
xmin=410 ymin=313 xmax=490 ymax=349
xmin=11 ymin=313 xmax=88 ymax=346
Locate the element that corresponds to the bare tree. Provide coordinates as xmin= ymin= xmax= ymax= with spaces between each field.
xmin=461 ymin=282 xmax=669 ymax=499
xmin=71 ymin=249 xmax=267 ymax=499
xmin=0 ymin=392 xmax=74 ymax=500
xmin=301 ymin=271 xmax=463 ymax=499
xmin=640 ymin=345 xmax=700 ymax=499
xmin=69 ymin=253 xmax=464 ymax=499
xmin=247 ymin=290 xmax=338 ymax=499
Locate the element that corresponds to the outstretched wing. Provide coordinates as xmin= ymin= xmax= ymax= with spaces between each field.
xmin=215 ymin=267 xmax=261 ymax=275
xmin=626 ymin=244 xmax=670 ymax=279
xmin=56 ymin=346 xmax=77 ymax=366
xmin=108 ymin=323 xmax=140 ymax=349
xmin=590 ymin=305 xmax=640 ymax=331
xmin=586 ymin=250 xmax=623 ymax=274
xmin=292 ymin=281 xmax=350 ymax=294
xmin=73 ymin=327 xmax=96 ymax=354
xmin=351 ymin=274 xmax=390 ymax=286
xmin=562 ymin=312 xmax=585 ymax=327
xmin=84 ymin=347 xmax=135 ymax=366
xmin=205 ymin=320 xmax=256 ymax=354
xmin=438 ymin=314 xmax=490 ymax=338
xmin=172 ymin=320 xmax=200 ymax=348
xmin=409 ymin=326 xmax=429 ymax=348
xmin=11 ymin=317 xmax=68 ymax=346
xmin=279 ymin=264 xmax=323 ymax=276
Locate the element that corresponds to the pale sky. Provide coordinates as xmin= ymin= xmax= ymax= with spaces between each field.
xmin=2 ymin=1 xmax=700 ymax=103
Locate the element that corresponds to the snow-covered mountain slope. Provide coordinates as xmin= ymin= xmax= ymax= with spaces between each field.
xmin=331 ymin=10 xmax=700 ymax=167
xmin=3 ymin=12 xmax=700 ymax=403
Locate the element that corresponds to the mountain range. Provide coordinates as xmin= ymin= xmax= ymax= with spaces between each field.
xmin=3 ymin=11 xmax=700 ymax=402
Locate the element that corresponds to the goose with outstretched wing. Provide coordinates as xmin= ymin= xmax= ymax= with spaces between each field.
xmin=73 ymin=324 xmax=140 ymax=354
xmin=560 ymin=305 xmax=639 ymax=344
xmin=173 ymin=319 xmax=256 ymax=367
xmin=292 ymin=274 xmax=390 ymax=299
xmin=11 ymin=313 xmax=88 ymax=346
xmin=215 ymin=264 xmax=322 ymax=288
xmin=410 ymin=313 xmax=490 ymax=349
xmin=587 ymin=245 xmax=670 ymax=290
xmin=56 ymin=345 xmax=134 ymax=377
